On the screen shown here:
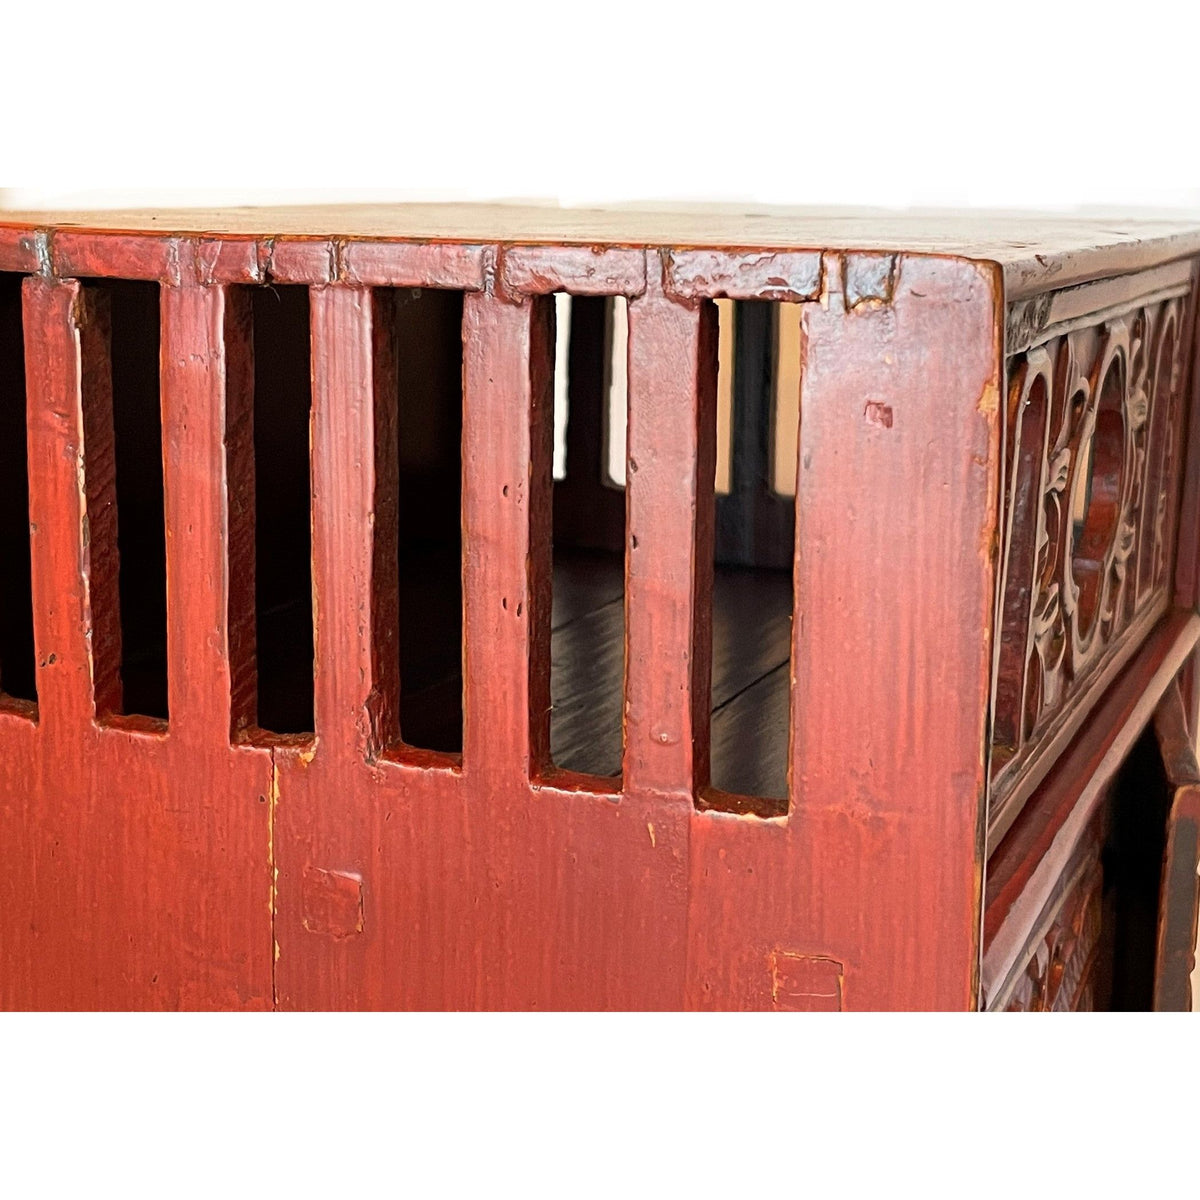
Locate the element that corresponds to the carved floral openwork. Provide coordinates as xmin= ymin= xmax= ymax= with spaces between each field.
xmin=1003 ymin=857 xmax=1105 ymax=1012
xmin=991 ymin=289 xmax=1192 ymax=821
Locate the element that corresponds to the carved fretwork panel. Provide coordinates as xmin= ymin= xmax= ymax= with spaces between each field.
xmin=1002 ymin=856 xmax=1105 ymax=1012
xmin=991 ymin=277 xmax=1195 ymax=835
xmin=987 ymin=791 xmax=1111 ymax=1013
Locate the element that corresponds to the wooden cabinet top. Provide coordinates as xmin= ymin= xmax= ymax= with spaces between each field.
xmin=3 ymin=204 xmax=1200 ymax=297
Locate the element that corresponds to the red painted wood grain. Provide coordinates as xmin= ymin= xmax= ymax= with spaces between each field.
xmin=342 ymin=240 xmax=487 ymax=291
xmin=1 ymin=278 xmax=273 ymax=1009
xmin=0 ymin=225 xmax=41 ymax=273
xmin=499 ymin=244 xmax=646 ymax=297
xmin=460 ymin=289 xmax=554 ymax=785
xmin=2 ymin=216 xmax=1196 ymax=1009
xmin=624 ymin=282 xmax=718 ymax=801
xmin=274 ymin=285 xmax=692 ymax=1008
xmin=685 ymin=256 xmax=1002 ymax=1010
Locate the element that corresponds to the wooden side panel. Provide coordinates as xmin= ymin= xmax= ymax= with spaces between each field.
xmin=274 ymin=283 xmax=692 ymax=1010
xmin=685 ymin=256 xmax=1002 ymax=1010
xmin=0 ymin=277 xmax=273 ymax=1010
xmin=0 ymin=234 xmax=1056 ymax=1010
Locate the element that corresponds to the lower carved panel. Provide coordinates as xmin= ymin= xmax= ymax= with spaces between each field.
xmin=1003 ymin=856 xmax=1104 ymax=1012
xmin=987 ymin=719 xmax=1181 ymax=1011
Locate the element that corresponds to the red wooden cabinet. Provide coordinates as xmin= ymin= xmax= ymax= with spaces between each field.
xmin=0 ymin=205 xmax=1197 ymax=1010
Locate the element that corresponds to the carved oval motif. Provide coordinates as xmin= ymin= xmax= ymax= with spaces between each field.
xmin=1069 ymin=345 xmax=1126 ymax=644
xmin=990 ymin=285 xmax=1191 ymax=815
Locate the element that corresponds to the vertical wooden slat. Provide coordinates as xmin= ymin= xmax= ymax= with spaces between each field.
xmin=161 ymin=284 xmax=254 ymax=742
xmin=1151 ymin=678 xmax=1200 ymax=1011
xmin=461 ymin=289 xmax=555 ymax=782
xmin=23 ymin=277 xmax=121 ymax=734
xmin=623 ymin=282 xmax=718 ymax=800
xmin=310 ymin=285 xmax=397 ymax=761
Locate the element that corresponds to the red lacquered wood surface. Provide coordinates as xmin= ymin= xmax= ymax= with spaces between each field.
xmin=274 ymin=279 xmax=693 ymax=1008
xmin=688 ymin=255 xmax=1001 ymax=1010
xmin=2 ymin=207 xmax=1198 ymax=1010
xmin=624 ymin=279 xmax=717 ymax=802
xmin=1 ymin=277 xmax=272 ymax=1009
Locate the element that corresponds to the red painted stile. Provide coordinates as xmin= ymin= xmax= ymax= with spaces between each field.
xmin=461 ymin=287 xmax=552 ymax=787
xmin=26 ymin=279 xmax=104 ymax=735
xmin=308 ymin=286 xmax=392 ymax=761
xmin=624 ymin=280 xmax=717 ymax=801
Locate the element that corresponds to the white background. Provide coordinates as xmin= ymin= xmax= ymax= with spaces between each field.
xmin=3 ymin=2 xmax=1199 ymax=215
xmin=4 ymin=0 xmax=1200 ymax=1194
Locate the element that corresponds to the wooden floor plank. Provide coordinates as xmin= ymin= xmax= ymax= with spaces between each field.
xmin=127 ymin=542 xmax=793 ymax=797
xmin=549 ymin=551 xmax=791 ymax=792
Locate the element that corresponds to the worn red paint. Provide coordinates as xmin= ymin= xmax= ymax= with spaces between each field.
xmin=0 ymin=208 xmax=1198 ymax=1010
xmin=1 ymin=275 xmax=273 ymax=1010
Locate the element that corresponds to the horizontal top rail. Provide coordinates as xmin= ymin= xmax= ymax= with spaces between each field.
xmin=2 ymin=205 xmax=1200 ymax=298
